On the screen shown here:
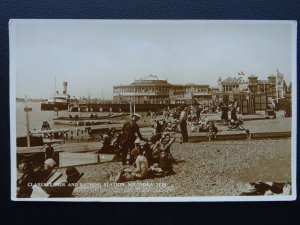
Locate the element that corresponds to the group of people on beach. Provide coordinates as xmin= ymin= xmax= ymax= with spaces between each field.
xmin=17 ymin=143 xmax=83 ymax=198
xmin=17 ymin=157 xmax=57 ymax=198
xmin=146 ymin=100 xmax=245 ymax=142
xmin=18 ymin=100 xmax=255 ymax=198
xmin=108 ymin=101 xmax=249 ymax=182
xmin=114 ymin=113 xmax=175 ymax=182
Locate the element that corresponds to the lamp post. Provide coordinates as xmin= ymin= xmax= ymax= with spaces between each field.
xmin=24 ymin=95 xmax=32 ymax=147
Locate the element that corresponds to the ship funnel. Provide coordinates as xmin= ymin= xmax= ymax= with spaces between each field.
xmin=63 ymin=81 xmax=68 ymax=94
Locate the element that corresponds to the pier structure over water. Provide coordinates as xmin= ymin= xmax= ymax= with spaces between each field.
xmin=40 ymin=72 xmax=292 ymax=114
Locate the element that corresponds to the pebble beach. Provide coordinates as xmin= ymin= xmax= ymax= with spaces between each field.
xmin=16 ymin=103 xmax=293 ymax=198
xmin=72 ymin=138 xmax=291 ymax=198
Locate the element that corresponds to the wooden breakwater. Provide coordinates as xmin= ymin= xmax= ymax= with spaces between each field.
xmin=188 ymin=131 xmax=291 ymax=142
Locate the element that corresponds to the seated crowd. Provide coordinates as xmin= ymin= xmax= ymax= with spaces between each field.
xmin=17 ymin=157 xmax=83 ymax=198
xmin=115 ymin=136 xmax=176 ymax=183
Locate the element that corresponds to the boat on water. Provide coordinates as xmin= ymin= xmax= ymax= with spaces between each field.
xmin=41 ymin=81 xmax=78 ymax=111
xmin=17 ymin=128 xmax=70 ymax=147
xmin=41 ymin=94 xmax=71 ymax=111
xmin=53 ymin=112 xmax=129 ymax=121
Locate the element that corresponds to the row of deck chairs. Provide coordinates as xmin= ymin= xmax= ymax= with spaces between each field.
xmin=30 ymin=166 xmax=84 ymax=198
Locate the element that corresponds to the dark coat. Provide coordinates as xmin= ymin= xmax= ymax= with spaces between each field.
xmin=121 ymin=121 xmax=144 ymax=145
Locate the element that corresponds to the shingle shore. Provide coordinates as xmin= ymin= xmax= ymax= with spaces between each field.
xmin=72 ymin=139 xmax=291 ymax=198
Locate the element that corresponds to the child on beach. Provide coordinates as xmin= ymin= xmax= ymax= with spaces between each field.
xmin=207 ymin=122 xmax=218 ymax=141
xmin=245 ymin=129 xmax=252 ymax=140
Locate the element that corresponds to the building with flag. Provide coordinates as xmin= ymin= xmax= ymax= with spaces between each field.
xmin=276 ymin=69 xmax=285 ymax=102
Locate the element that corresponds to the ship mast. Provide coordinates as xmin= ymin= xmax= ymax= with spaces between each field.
xmin=54 ymin=76 xmax=59 ymax=116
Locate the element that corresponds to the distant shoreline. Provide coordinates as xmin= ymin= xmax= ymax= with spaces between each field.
xmin=16 ymin=98 xmax=46 ymax=103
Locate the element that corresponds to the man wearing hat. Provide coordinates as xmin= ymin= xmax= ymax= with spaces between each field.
xmin=121 ymin=113 xmax=146 ymax=165
xmin=17 ymin=159 xmax=37 ymax=198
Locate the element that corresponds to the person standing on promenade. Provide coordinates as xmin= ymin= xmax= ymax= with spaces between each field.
xmin=231 ymin=106 xmax=237 ymax=121
xmin=121 ymin=113 xmax=146 ymax=165
xmin=221 ymin=103 xmax=229 ymax=125
xmin=179 ymin=106 xmax=188 ymax=142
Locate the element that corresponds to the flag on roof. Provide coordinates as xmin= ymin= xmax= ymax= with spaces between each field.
xmin=277 ymin=69 xmax=284 ymax=85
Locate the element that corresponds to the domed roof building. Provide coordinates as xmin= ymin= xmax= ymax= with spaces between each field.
xmin=113 ymin=75 xmax=172 ymax=104
xmin=113 ymin=74 xmax=211 ymax=104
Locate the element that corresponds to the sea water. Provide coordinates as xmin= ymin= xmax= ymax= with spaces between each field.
xmin=16 ymin=102 xmax=55 ymax=137
xmin=15 ymin=102 xmax=110 ymax=137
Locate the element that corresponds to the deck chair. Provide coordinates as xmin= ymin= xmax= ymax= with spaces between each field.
xmin=227 ymin=120 xmax=245 ymax=131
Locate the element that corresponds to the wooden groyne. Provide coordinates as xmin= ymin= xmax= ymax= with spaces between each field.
xmin=188 ymin=131 xmax=291 ymax=143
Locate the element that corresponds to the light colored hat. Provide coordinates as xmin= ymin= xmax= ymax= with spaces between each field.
xmin=134 ymin=138 xmax=141 ymax=144
xmin=44 ymin=158 xmax=56 ymax=168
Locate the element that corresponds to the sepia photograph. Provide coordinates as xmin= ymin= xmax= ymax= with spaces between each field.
xmin=9 ymin=19 xmax=297 ymax=201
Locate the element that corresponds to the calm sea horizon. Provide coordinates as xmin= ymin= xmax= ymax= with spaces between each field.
xmin=15 ymin=102 xmax=110 ymax=137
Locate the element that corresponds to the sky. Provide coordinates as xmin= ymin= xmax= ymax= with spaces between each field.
xmin=11 ymin=20 xmax=296 ymax=99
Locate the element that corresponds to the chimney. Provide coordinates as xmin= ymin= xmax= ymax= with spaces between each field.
xmin=63 ymin=81 xmax=68 ymax=94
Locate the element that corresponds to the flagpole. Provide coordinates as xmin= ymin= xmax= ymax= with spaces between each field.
xmin=54 ymin=76 xmax=56 ymax=115
xmin=276 ymin=69 xmax=279 ymax=103
xmin=118 ymin=92 xmax=132 ymax=118
xmin=130 ymin=102 xmax=132 ymax=118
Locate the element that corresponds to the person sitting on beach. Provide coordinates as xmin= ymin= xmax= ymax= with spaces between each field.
xmin=141 ymin=141 xmax=154 ymax=166
xmin=45 ymin=166 xmax=84 ymax=198
xmin=155 ymin=120 xmax=163 ymax=134
xmin=109 ymin=133 xmax=122 ymax=155
xmin=190 ymin=121 xmax=198 ymax=132
xmin=227 ymin=119 xmax=245 ymax=131
xmin=150 ymin=139 xmax=166 ymax=164
xmin=163 ymin=108 xmax=169 ymax=120
xmin=130 ymin=138 xmax=142 ymax=165
xmin=159 ymin=150 xmax=174 ymax=176
xmin=207 ymin=122 xmax=218 ymax=141
xmin=18 ymin=158 xmax=56 ymax=198
xmin=198 ymin=116 xmax=208 ymax=126
xmin=165 ymin=119 xmax=181 ymax=133
xmin=135 ymin=150 xmax=150 ymax=179
xmin=245 ymin=129 xmax=252 ymax=140
xmin=17 ymin=159 xmax=39 ymax=198
xmin=45 ymin=143 xmax=55 ymax=160
xmin=115 ymin=150 xmax=150 ymax=182
xmin=36 ymin=158 xmax=56 ymax=182
xmin=198 ymin=119 xmax=209 ymax=132
xmin=98 ymin=132 xmax=111 ymax=153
